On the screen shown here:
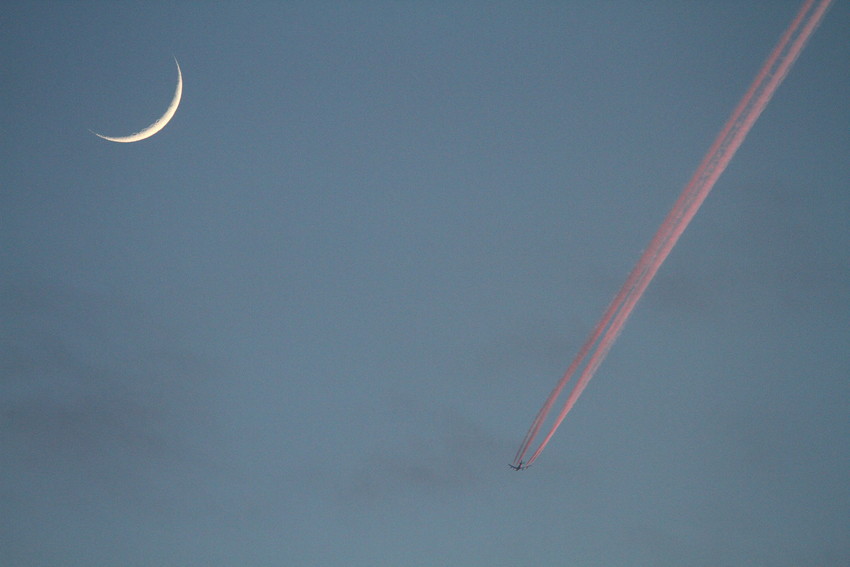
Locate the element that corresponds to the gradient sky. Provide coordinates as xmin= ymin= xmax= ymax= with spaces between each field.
xmin=2 ymin=2 xmax=848 ymax=565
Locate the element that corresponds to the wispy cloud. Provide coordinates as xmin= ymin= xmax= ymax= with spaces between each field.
xmin=1 ymin=281 xmax=229 ymax=514
xmin=336 ymin=400 xmax=500 ymax=508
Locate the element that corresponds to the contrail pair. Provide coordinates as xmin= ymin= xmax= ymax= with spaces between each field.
xmin=513 ymin=0 xmax=833 ymax=469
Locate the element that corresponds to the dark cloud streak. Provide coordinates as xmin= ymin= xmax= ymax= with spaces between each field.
xmin=1 ymin=281 xmax=228 ymax=515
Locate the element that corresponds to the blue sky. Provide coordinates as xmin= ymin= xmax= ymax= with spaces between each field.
xmin=2 ymin=1 xmax=848 ymax=565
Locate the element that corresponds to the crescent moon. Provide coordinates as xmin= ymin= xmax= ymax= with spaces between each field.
xmin=92 ymin=58 xmax=182 ymax=143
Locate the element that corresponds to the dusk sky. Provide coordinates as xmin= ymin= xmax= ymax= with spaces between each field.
xmin=2 ymin=1 xmax=848 ymax=565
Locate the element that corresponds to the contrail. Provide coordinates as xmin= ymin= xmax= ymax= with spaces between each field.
xmin=513 ymin=0 xmax=833 ymax=469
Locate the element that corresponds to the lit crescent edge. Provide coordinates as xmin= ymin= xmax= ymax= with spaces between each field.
xmin=92 ymin=57 xmax=182 ymax=143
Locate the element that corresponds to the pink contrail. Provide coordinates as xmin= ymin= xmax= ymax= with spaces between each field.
xmin=514 ymin=0 xmax=832 ymax=468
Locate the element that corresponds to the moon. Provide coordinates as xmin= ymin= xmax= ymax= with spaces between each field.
xmin=92 ymin=58 xmax=182 ymax=143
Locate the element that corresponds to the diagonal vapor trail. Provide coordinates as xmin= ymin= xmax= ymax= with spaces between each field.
xmin=513 ymin=0 xmax=833 ymax=469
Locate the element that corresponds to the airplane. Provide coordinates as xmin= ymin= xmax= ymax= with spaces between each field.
xmin=508 ymin=461 xmax=526 ymax=471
